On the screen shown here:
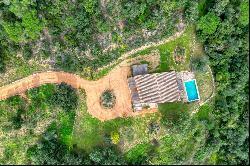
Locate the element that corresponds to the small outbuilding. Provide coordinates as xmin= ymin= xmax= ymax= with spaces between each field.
xmin=132 ymin=64 xmax=148 ymax=76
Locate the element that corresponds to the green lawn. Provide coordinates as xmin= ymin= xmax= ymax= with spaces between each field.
xmin=72 ymin=90 xmax=167 ymax=153
xmin=157 ymin=26 xmax=195 ymax=72
xmin=131 ymin=26 xmax=196 ymax=72
xmin=158 ymin=102 xmax=189 ymax=125
xmin=126 ymin=110 xmax=209 ymax=165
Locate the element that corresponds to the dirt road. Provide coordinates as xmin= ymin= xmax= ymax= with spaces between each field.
xmin=0 ymin=65 xmax=157 ymax=121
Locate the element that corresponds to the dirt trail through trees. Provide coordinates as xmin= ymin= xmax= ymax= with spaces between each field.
xmin=0 ymin=69 xmax=157 ymax=121
xmin=0 ymin=31 xmax=185 ymax=121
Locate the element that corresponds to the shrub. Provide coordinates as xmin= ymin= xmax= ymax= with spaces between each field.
xmin=11 ymin=108 xmax=25 ymax=129
xmin=111 ymin=131 xmax=120 ymax=145
xmin=50 ymin=83 xmax=78 ymax=111
xmin=120 ymin=127 xmax=134 ymax=142
xmin=174 ymin=45 xmax=186 ymax=64
xmin=196 ymin=104 xmax=212 ymax=122
xmin=198 ymin=12 xmax=220 ymax=35
xmin=159 ymin=102 xmax=189 ymax=131
xmin=27 ymin=84 xmax=56 ymax=110
xmin=88 ymin=147 xmax=126 ymax=165
xmin=185 ymin=1 xmax=199 ymax=23
xmin=191 ymin=55 xmax=209 ymax=72
xmin=100 ymin=90 xmax=116 ymax=109
xmin=125 ymin=144 xmax=150 ymax=165
xmin=22 ymin=44 xmax=33 ymax=60
xmin=0 ymin=48 xmax=5 ymax=73
xmin=27 ymin=128 xmax=84 ymax=165
xmin=240 ymin=0 xmax=249 ymax=26
xmin=148 ymin=122 xmax=160 ymax=135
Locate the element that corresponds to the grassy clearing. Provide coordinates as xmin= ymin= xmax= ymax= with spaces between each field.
xmin=72 ymin=90 xmax=167 ymax=153
xmin=158 ymin=102 xmax=189 ymax=125
xmin=156 ymin=26 xmax=195 ymax=72
xmin=125 ymin=114 xmax=209 ymax=165
xmin=125 ymin=143 xmax=152 ymax=164
xmin=195 ymin=69 xmax=214 ymax=103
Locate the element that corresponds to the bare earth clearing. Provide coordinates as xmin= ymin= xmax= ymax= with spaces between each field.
xmin=0 ymin=57 xmax=159 ymax=121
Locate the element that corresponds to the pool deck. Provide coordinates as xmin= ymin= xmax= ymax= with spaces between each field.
xmin=176 ymin=71 xmax=195 ymax=102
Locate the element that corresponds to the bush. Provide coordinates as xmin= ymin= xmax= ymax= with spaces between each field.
xmin=174 ymin=45 xmax=186 ymax=64
xmin=50 ymin=83 xmax=78 ymax=111
xmin=196 ymin=104 xmax=212 ymax=122
xmin=100 ymin=90 xmax=116 ymax=109
xmin=125 ymin=144 xmax=150 ymax=165
xmin=148 ymin=122 xmax=160 ymax=135
xmin=111 ymin=131 xmax=120 ymax=145
xmin=198 ymin=12 xmax=220 ymax=35
xmin=11 ymin=108 xmax=25 ymax=129
xmin=191 ymin=55 xmax=209 ymax=72
xmin=0 ymin=52 xmax=5 ymax=73
xmin=159 ymin=102 xmax=189 ymax=131
xmin=22 ymin=44 xmax=33 ymax=60
xmin=240 ymin=0 xmax=249 ymax=26
xmin=88 ymin=147 xmax=126 ymax=165
xmin=27 ymin=127 xmax=84 ymax=165
xmin=185 ymin=1 xmax=199 ymax=23
xmin=120 ymin=127 xmax=134 ymax=142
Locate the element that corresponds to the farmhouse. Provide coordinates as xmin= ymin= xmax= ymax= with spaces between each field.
xmin=128 ymin=64 xmax=200 ymax=111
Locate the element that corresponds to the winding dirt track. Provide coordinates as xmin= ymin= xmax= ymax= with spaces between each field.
xmin=0 ymin=30 xmax=186 ymax=121
xmin=0 ymin=66 xmax=157 ymax=121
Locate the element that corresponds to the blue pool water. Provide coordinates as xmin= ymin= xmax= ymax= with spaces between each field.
xmin=184 ymin=80 xmax=200 ymax=102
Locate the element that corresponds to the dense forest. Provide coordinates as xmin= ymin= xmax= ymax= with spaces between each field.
xmin=0 ymin=0 xmax=186 ymax=74
xmin=0 ymin=0 xmax=249 ymax=165
xmin=196 ymin=0 xmax=249 ymax=164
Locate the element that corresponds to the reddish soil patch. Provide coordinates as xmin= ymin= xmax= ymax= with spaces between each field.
xmin=0 ymin=66 xmax=157 ymax=121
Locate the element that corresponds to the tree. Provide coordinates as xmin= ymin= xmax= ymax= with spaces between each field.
xmin=8 ymin=0 xmax=35 ymax=18
xmin=28 ymin=129 xmax=84 ymax=165
xmin=83 ymin=0 xmax=98 ymax=14
xmin=50 ymin=83 xmax=78 ymax=111
xmin=239 ymin=0 xmax=249 ymax=26
xmin=190 ymin=55 xmax=209 ymax=72
xmin=184 ymin=1 xmax=199 ymax=23
xmin=2 ymin=22 xmax=25 ymax=43
xmin=198 ymin=12 xmax=220 ymax=35
xmin=88 ymin=147 xmax=126 ymax=165
xmin=1 ymin=0 xmax=43 ymax=43
xmin=196 ymin=1 xmax=249 ymax=164
xmin=21 ymin=10 xmax=44 ymax=40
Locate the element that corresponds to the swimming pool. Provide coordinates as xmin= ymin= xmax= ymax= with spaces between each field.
xmin=184 ymin=79 xmax=200 ymax=102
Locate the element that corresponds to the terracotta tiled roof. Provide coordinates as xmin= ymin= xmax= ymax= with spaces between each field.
xmin=130 ymin=71 xmax=180 ymax=104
